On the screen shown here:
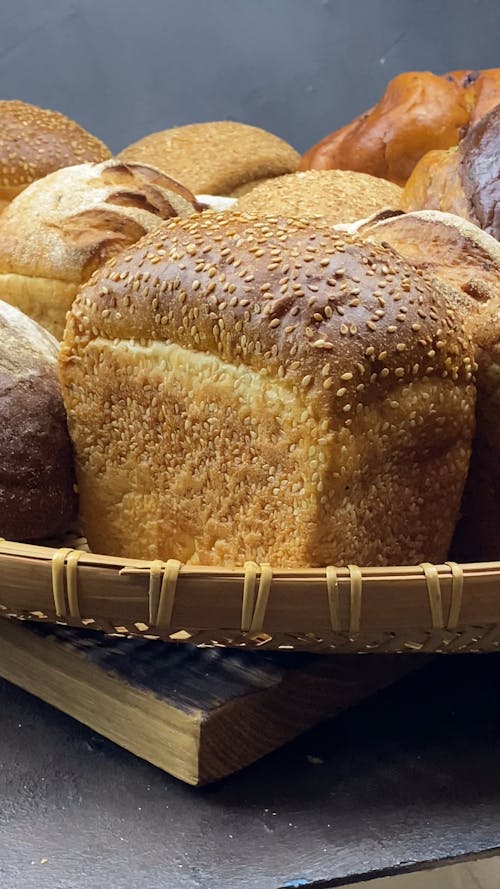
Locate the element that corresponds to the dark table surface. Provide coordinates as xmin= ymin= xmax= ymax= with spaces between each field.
xmin=1 ymin=654 xmax=499 ymax=889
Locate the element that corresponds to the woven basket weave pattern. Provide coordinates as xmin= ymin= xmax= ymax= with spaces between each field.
xmin=1 ymin=538 xmax=500 ymax=652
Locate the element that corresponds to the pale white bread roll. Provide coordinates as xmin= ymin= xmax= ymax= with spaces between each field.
xmin=0 ymin=159 xmax=200 ymax=338
xmin=0 ymin=300 xmax=77 ymax=541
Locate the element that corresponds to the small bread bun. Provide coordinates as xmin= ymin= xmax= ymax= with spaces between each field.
xmin=236 ymin=170 xmax=402 ymax=224
xmin=0 ymin=159 xmax=200 ymax=338
xmin=401 ymin=104 xmax=500 ymax=240
xmin=118 ymin=121 xmax=300 ymax=196
xmin=0 ymin=100 xmax=111 ymax=209
xmin=60 ymin=212 xmax=475 ymax=568
xmin=0 ymin=300 xmax=76 ymax=541
xmin=300 ymin=69 xmax=500 ymax=185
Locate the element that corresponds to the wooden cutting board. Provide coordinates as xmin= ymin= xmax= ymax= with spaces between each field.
xmin=0 ymin=618 xmax=418 ymax=785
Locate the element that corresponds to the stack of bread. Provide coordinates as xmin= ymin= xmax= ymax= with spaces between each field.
xmin=2 ymin=79 xmax=500 ymax=570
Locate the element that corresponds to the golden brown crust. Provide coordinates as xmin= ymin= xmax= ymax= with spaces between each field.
xmin=300 ymin=69 xmax=500 ymax=186
xmin=0 ymin=100 xmax=111 ymax=202
xmin=64 ymin=212 xmax=473 ymax=403
xmin=0 ymin=159 xmax=200 ymax=337
xmin=0 ymin=301 xmax=77 ymax=540
xmin=60 ymin=213 xmax=475 ymax=567
xmin=118 ymin=121 xmax=300 ymax=195
xmin=351 ymin=210 xmax=500 ymax=306
xmin=236 ymin=170 xmax=402 ymax=224
xmin=401 ymin=105 xmax=500 ymax=240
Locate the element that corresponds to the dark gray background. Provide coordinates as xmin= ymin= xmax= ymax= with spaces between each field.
xmin=1 ymin=0 xmax=498 ymax=155
xmin=1 ymin=4 xmax=500 ymax=886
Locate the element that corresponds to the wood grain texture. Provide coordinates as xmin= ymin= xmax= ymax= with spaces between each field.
xmin=0 ymin=619 xmax=417 ymax=784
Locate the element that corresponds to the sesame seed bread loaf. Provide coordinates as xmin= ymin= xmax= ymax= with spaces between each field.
xmin=0 ymin=300 xmax=76 ymax=541
xmin=236 ymin=170 xmax=402 ymax=225
xmin=60 ymin=213 xmax=475 ymax=568
xmin=0 ymin=159 xmax=200 ymax=338
xmin=0 ymin=100 xmax=111 ymax=210
xmin=118 ymin=121 xmax=300 ymax=196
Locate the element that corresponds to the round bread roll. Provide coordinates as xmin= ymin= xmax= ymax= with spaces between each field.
xmin=0 ymin=159 xmax=201 ymax=338
xmin=300 ymin=69 xmax=500 ymax=185
xmin=347 ymin=209 xmax=500 ymax=302
xmin=60 ymin=213 xmax=475 ymax=569
xmin=401 ymin=104 xmax=500 ymax=240
xmin=0 ymin=300 xmax=76 ymax=541
xmin=236 ymin=170 xmax=402 ymax=224
xmin=0 ymin=100 xmax=111 ymax=210
xmin=341 ymin=208 xmax=500 ymax=561
xmin=118 ymin=121 xmax=300 ymax=196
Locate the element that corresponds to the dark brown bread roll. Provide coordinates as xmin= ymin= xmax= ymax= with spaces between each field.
xmin=0 ymin=301 xmax=77 ymax=541
xmin=60 ymin=213 xmax=475 ymax=568
xmin=0 ymin=100 xmax=111 ymax=210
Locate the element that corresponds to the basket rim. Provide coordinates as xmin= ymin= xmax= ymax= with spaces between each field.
xmin=1 ymin=537 xmax=499 ymax=578
xmin=2 ymin=537 xmax=500 ymax=653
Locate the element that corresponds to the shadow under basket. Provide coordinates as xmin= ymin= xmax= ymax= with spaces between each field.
xmin=1 ymin=538 xmax=500 ymax=653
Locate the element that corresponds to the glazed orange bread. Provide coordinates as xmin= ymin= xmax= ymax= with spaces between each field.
xmin=59 ymin=213 xmax=475 ymax=568
xmin=300 ymin=69 xmax=500 ymax=185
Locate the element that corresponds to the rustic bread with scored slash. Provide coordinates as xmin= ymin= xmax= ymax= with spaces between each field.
xmin=0 ymin=159 xmax=200 ymax=338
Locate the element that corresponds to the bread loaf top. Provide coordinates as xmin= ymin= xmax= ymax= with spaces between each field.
xmin=62 ymin=212 xmax=474 ymax=422
xmin=349 ymin=210 xmax=500 ymax=303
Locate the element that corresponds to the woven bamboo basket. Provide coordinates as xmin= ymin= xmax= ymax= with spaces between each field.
xmin=1 ymin=536 xmax=500 ymax=652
